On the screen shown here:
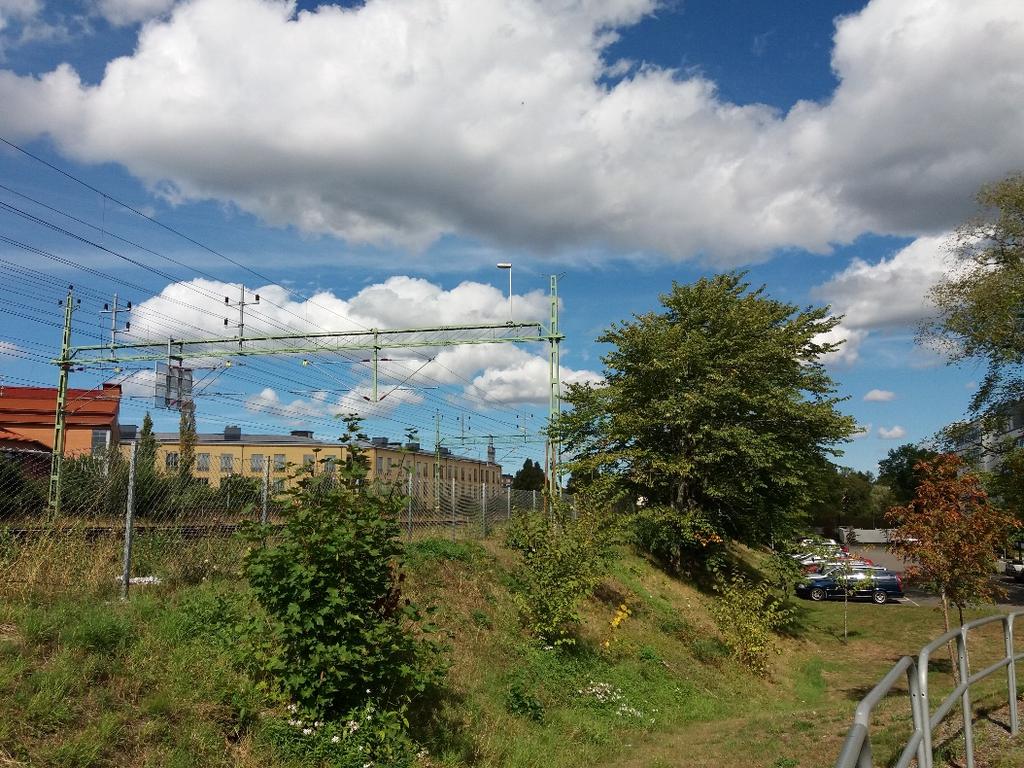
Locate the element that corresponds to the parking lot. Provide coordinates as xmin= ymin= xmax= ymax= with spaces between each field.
xmin=850 ymin=545 xmax=1024 ymax=608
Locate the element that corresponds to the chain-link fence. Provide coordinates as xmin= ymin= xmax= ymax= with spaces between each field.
xmin=0 ymin=446 xmax=571 ymax=601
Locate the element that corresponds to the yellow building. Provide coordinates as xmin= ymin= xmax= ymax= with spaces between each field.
xmin=118 ymin=425 xmax=501 ymax=491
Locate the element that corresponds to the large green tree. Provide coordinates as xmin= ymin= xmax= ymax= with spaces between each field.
xmin=511 ymin=459 xmax=545 ymax=491
xmin=877 ymin=443 xmax=939 ymax=505
xmin=924 ymin=173 xmax=1024 ymax=450
xmin=552 ymin=273 xmax=856 ymax=554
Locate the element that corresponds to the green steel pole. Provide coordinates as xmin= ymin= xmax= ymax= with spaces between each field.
xmin=48 ymin=286 xmax=75 ymax=515
xmin=548 ymin=274 xmax=561 ymax=496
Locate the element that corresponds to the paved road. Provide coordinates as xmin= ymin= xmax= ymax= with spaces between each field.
xmin=849 ymin=545 xmax=1024 ymax=608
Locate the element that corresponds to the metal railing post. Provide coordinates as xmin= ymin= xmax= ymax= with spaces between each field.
xmin=909 ymin=662 xmax=928 ymax=768
xmin=958 ymin=631 xmax=975 ymax=768
xmin=120 ymin=440 xmax=137 ymax=601
xmin=1008 ymin=614 xmax=1019 ymax=736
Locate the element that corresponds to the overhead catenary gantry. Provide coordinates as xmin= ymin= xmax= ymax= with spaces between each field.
xmin=48 ymin=277 xmax=564 ymax=513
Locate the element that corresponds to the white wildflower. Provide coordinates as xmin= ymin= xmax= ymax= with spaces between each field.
xmin=331 ymin=735 xmax=341 ymax=744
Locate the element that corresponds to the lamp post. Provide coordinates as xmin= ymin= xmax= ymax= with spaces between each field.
xmin=497 ymin=262 xmax=512 ymax=322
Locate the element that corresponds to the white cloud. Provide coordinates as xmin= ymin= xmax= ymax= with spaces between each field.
xmin=128 ymin=276 xmax=600 ymax=407
xmin=813 ymin=235 xmax=949 ymax=331
xmin=851 ymin=423 xmax=871 ymax=440
xmin=245 ymin=384 xmax=423 ymax=422
xmin=0 ymin=340 xmax=26 ymax=359
xmin=97 ymin=0 xmax=177 ymax=26
xmin=878 ymin=425 xmax=906 ymax=439
xmin=1 ymin=0 xmax=1022 ymax=260
xmin=815 ymin=322 xmax=868 ymax=366
xmin=863 ymin=388 xmax=895 ymax=402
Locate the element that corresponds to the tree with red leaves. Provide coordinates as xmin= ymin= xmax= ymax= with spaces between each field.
xmin=886 ymin=454 xmax=1018 ymax=675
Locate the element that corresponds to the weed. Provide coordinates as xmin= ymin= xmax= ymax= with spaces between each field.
xmin=505 ymin=682 xmax=545 ymax=723
xmin=471 ymin=609 xmax=493 ymax=629
xmin=406 ymin=537 xmax=485 ymax=567
xmin=64 ymin=606 xmax=134 ymax=655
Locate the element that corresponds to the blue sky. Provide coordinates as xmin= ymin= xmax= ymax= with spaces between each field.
xmin=0 ymin=0 xmax=1021 ymax=476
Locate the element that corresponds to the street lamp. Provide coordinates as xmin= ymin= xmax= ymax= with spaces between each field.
xmin=496 ymin=262 xmax=512 ymax=322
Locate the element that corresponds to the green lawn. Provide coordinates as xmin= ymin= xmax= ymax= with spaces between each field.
xmin=1 ymin=534 xmax=1021 ymax=768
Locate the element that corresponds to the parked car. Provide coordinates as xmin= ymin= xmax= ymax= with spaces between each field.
xmin=795 ymin=567 xmax=903 ymax=604
xmin=803 ymin=556 xmax=874 ymax=574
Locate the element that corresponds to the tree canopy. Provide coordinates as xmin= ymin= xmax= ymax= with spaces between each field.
xmin=877 ymin=443 xmax=939 ymax=505
xmin=924 ymin=173 xmax=1024 ymax=447
xmin=887 ymin=454 xmax=1017 ymax=641
xmin=511 ymin=459 xmax=545 ymax=491
xmin=552 ymin=273 xmax=856 ymax=550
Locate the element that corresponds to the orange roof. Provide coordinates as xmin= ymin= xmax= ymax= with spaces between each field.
xmin=0 ymin=385 xmax=121 ymax=429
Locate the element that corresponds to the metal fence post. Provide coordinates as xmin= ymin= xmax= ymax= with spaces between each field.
xmin=407 ymin=473 xmax=414 ymax=540
xmin=120 ymin=440 xmax=137 ymax=601
xmin=481 ymin=481 xmax=487 ymax=538
xmin=506 ymin=485 xmax=511 ymax=520
xmin=532 ymin=489 xmax=536 ymax=512
xmin=451 ymin=476 xmax=456 ymax=540
xmin=261 ymin=460 xmax=270 ymax=525
xmin=958 ymin=632 xmax=975 ymax=768
xmin=1008 ymin=615 xmax=1020 ymax=736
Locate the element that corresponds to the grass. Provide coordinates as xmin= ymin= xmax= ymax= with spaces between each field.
xmin=2 ymin=530 xmax=1024 ymax=767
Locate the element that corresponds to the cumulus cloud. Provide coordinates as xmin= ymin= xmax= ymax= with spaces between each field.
xmin=1 ymin=0 xmax=1022 ymax=260
xmin=815 ymin=322 xmax=868 ymax=366
xmin=245 ymin=384 xmax=423 ymax=422
xmin=813 ymin=235 xmax=949 ymax=331
xmin=851 ymin=423 xmax=871 ymax=440
xmin=0 ymin=340 xmax=26 ymax=359
xmin=863 ymin=388 xmax=895 ymax=402
xmin=878 ymin=425 xmax=906 ymax=439
xmin=97 ymin=0 xmax=177 ymax=26
xmin=127 ymin=276 xmax=599 ymax=406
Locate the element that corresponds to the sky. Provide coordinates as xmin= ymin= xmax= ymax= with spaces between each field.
xmin=0 ymin=0 xmax=1022 ymax=475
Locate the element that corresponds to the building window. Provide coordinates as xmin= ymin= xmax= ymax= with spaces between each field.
xmin=272 ymin=478 xmax=285 ymax=493
xmin=274 ymin=453 xmax=286 ymax=472
xmin=165 ymin=452 xmax=179 ymax=470
xmin=197 ymin=453 xmax=210 ymax=472
xmin=91 ymin=428 xmax=109 ymax=456
xmin=251 ymin=453 xmax=265 ymax=472
xmin=303 ymin=454 xmax=315 ymax=468
xmin=376 ymin=457 xmax=383 ymax=476
xmin=220 ymin=454 xmax=234 ymax=473
xmin=386 ymin=457 xmax=392 ymax=473
xmin=324 ymin=457 xmax=336 ymax=475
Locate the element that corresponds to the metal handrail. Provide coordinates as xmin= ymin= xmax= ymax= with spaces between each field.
xmin=835 ymin=609 xmax=1024 ymax=768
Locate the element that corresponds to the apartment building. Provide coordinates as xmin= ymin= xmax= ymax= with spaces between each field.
xmin=119 ymin=425 xmax=501 ymax=490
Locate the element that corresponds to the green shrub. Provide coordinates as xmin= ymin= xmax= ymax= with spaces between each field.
xmin=241 ymin=419 xmax=442 ymax=720
xmin=505 ymin=682 xmax=545 ymax=723
xmin=632 ymin=503 xmax=725 ymax=573
xmin=707 ymin=572 xmax=793 ymax=676
xmin=505 ymin=501 xmax=613 ymax=646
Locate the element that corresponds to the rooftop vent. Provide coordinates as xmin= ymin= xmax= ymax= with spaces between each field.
xmin=290 ymin=430 xmax=314 ymax=439
xmin=370 ymin=437 xmax=388 ymax=447
xmin=224 ymin=425 xmax=241 ymax=441
xmin=404 ymin=442 xmax=420 ymax=452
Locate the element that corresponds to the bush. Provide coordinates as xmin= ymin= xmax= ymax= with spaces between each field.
xmin=505 ymin=500 xmax=614 ymax=646
xmin=241 ymin=419 xmax=443 ymax=721
xmin=632 ymin=503 xmax=724 ymax=573
xmin=707 ymin=572 xmax=793 ymax=676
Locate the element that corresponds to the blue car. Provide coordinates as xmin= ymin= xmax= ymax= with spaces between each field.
xmin=796 ymin=567 xmax=904 ymax=604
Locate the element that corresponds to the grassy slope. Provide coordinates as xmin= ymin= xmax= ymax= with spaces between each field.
xmin=1 ymin=536 xmax=1021 ymax=768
